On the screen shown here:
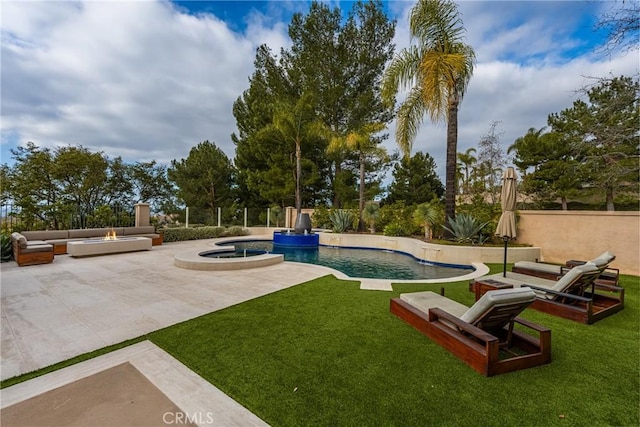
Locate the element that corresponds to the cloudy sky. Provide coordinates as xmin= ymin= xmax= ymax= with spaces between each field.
xmin=1 ymin=0 xmax=638 ymax=180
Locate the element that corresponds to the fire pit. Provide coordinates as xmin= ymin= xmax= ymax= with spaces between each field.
xmin=67 ymin=230 xmax=152 ymax=257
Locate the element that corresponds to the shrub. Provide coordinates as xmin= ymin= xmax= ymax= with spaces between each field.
xmin=312 ymin=206 xmax=331 ymax=229
xmin=1 ymin=233 xmax=13 ymax=262
xmin=329 ymin=209 xmax=352 ymax=233
xmin=162 ymin=226 xmax=247 ymax=242
xmin=225 ymin=226 xmax=249 ymax=237
xmin=383 ymin=222 xmax=409 ymax=237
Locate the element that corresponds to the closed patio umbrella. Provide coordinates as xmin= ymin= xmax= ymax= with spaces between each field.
xmin=495 ymin=167 xmax=518 ymax=277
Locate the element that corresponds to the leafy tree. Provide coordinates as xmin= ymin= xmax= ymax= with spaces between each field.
xmin=52 ymin=146 xmax=111 ymax=219
xmin=457 ymin=147 xmax=476 ymax=195
xmin=129 ymin=160 xmax=174 ymax=213
xmin=168 ymin=141 xmax=235 ymax=220
xmin=555 ymin=75 xmax=639 ymax=210
xmin=6 ymin=142 xmax=59 ymax=229
xmin=509 ymin=128 xmax=582 ymax=210
xmin=381 ymin=0 xmax=475 ymax=225
xmin=385 ymin=151 xmax=444 ymax=206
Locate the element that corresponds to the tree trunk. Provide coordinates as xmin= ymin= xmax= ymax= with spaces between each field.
xmin=358 ymin=154 xmax=366 ymax=232
xmin=295 ymin=141 xmax=302 ymax=216
xmin=444 ymin=94 xmax=459 ymax=237
xmin=606 ymin=186 xmax=615 ymax=211
xmin=561 ymin=196 xmax=568 ymax=210
xmin=210 ymin=184 xmax=216 ymax=220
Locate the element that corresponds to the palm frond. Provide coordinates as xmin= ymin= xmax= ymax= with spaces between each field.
xmin=396 ymin=87 xmax=428 ymax=157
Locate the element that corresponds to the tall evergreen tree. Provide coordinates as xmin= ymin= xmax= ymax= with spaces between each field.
xmin=385 ymin=151 xmax=444 ymax=206
xmin=168 ymin=141 xmax=235 ymax=219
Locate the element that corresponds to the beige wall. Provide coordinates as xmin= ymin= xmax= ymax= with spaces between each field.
xmin=518 ymin=211 xmax=639 ymax=276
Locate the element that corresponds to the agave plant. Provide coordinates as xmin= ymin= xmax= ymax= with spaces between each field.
xmin=329 ymin=209 xmax=353 ymax=233
xmin=1 ymin=233 xmax=13 ymax=262
xmin=443 ymin=213 xmax=489 ymax=244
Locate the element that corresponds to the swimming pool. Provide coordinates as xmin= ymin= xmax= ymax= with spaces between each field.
xmin=207 ymin=240 xmax=473 ymax=280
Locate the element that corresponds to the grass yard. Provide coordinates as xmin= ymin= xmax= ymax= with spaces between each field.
xmin=147 ymin=266 xmax=639 ymax=427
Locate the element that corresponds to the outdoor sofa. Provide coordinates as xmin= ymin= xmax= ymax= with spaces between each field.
xmin=10 ymin=226 xmax=162 ymax=266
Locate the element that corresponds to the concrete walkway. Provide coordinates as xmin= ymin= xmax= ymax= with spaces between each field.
xmin=1 ymin=240 xmax=330 ymax=380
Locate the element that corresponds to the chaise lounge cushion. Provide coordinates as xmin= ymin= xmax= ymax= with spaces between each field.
xmin=400 ymin=291 xmax=468 ymax=318
xmin=548 ymin=262 xmax=600 ymax=294
xmin=513 ymin=251 xmax=615 ymax=275
xmin=589 ymin=251 xmax=615 ymax=268
xmin=460 ymin=288 xmax=535 ymax=324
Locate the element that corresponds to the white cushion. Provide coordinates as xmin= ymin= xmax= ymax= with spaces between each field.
xmin=399 ymin=291 xmax=468 ymax=318
xmin=460 ymin=288 xmax=535 ymax=324
xmin=588 ymin=251 xmax=615 ymax=268
xmin=513 ymin=261 xmax=562 ymax=274
xmin=549 ymin=262 xmax=600 ymax=293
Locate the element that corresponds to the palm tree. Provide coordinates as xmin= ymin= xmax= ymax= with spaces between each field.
xmin=382 ymin=0 xmax=475 ymax=224
xmin=413 ymin=200 xmax=443 ymax=241
xmin=457 ymin=147 xmax=476 ymax=195
xmin=327 ymin=123 xmax=388 ymax=231
xmin=362 ymin=201 xmax=380 ymax=233
xmin=263 ymin=93 xmax=327 ymax=217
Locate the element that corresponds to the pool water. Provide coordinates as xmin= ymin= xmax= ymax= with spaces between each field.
xmin=218 ymin=240 xmax=472 ymax=280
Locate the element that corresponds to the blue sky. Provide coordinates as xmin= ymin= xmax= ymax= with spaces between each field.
xmin=1 ymin=0 xmax=637 ymax=180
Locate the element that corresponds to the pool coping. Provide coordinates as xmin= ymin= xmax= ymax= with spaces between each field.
xmin=173 ymin=235 xmax=491 ymax=290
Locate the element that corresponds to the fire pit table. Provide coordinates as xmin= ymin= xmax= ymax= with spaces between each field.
xmin=67 ymin=237 xmax=152 ymax=257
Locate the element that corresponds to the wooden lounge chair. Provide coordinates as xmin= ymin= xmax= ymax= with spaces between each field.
xmin=390 ymin=288 xmax=551 ymax=376
xmin=512 ymin=251 xmax=619 ymax=286
xmin=472 ymin=263 xmax=624 ymax=324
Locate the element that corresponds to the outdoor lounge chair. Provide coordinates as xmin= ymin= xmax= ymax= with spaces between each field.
xmin=390 ymin=288 xmax=551 ymax=376
xmin=512 ymin=251 xmax=619 ymax=286
xmin=472 ymin=263 xmax=624 ymax=324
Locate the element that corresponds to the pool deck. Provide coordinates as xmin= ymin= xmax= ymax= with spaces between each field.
xmin=0 ymin=238 xmax=488 ymax=425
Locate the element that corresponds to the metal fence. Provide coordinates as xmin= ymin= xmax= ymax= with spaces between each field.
xmin=164 ymin=207 xmax=288 ymax=229
xmin=0 ymin=202 xmax=135 ymax=232
xmin=0 ymin=203 xmax=290 ymax=232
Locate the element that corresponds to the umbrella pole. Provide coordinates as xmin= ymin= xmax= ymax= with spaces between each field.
xmin=503 ymin=237 xmax=509 ymax=277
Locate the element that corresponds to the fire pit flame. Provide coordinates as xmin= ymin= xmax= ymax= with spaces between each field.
xmin=104 ymin=230 xmax=117 ymax=240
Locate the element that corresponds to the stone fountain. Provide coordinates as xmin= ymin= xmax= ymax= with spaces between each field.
xmin=273 ymin=213 xmax=319 ymax=247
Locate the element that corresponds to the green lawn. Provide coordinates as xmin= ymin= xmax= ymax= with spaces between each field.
xmin=3 ymin=265 xmax=638 ymax=426
xmin=148 ymin=266 xmax=639 ymax=427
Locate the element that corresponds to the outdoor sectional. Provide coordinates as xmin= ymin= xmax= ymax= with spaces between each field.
xmin=11 ymin=226 xmax=162 ymax=266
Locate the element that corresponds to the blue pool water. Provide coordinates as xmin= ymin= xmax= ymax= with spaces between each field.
xmin=212 ymin=240 xmax=472 ymax=280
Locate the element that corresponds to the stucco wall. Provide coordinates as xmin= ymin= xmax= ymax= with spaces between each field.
xmin=518 ymin=211 xmax=639 ymax=276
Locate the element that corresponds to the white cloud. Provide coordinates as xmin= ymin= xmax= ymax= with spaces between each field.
xmin=1 ymin=0 xmax=638 ymax=187
xmin=1 ymin=0 xmax=288 ymax=164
